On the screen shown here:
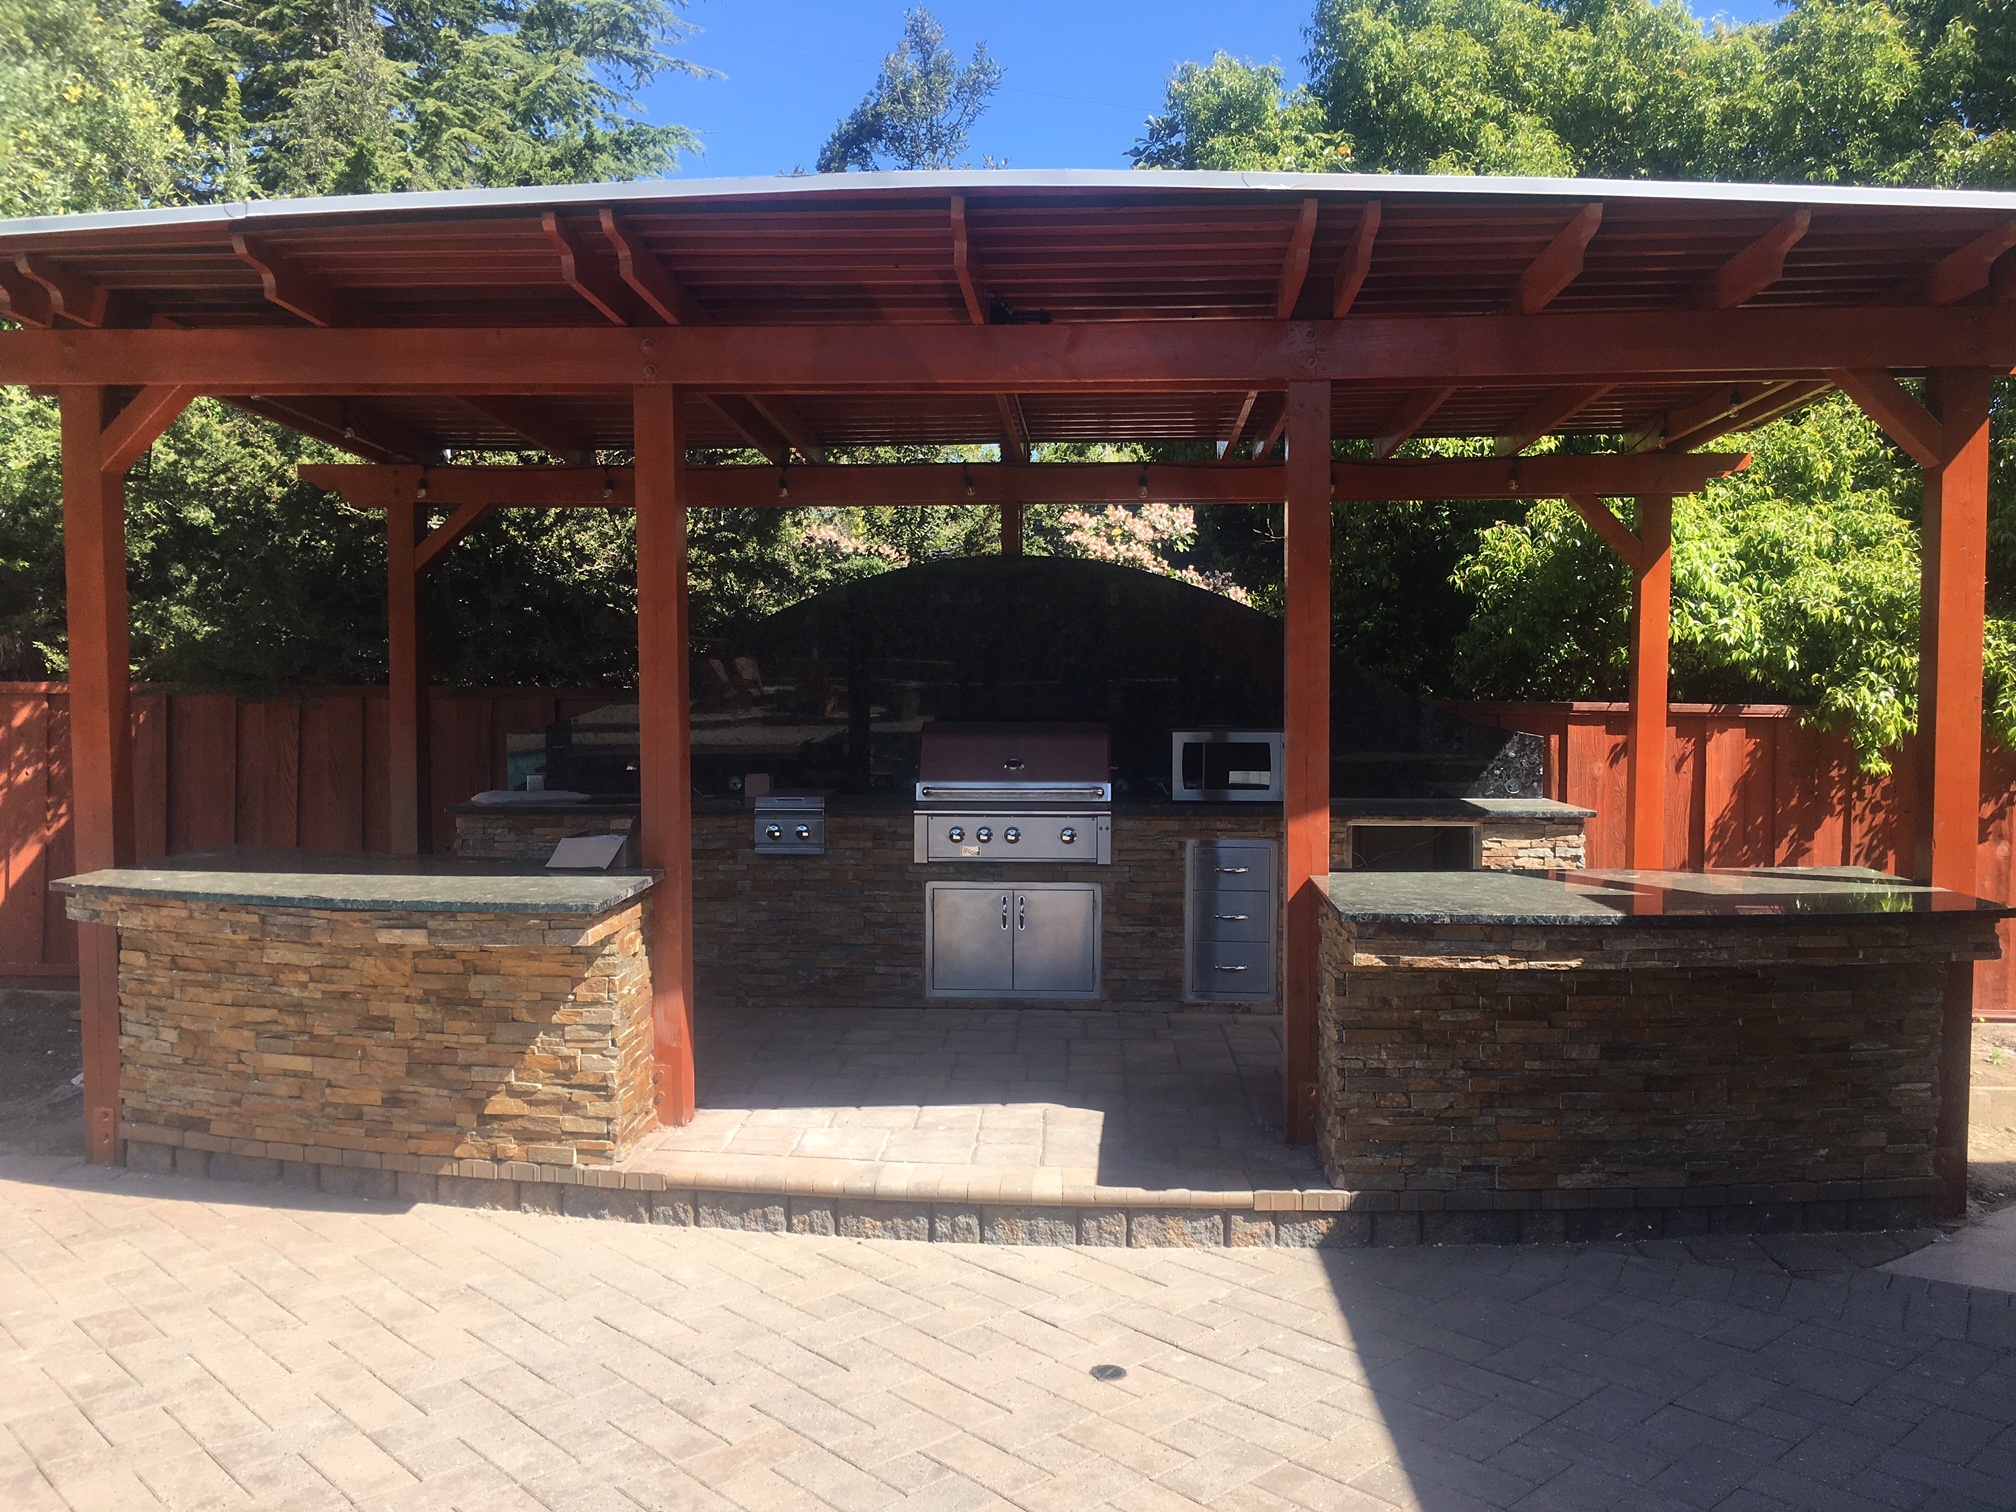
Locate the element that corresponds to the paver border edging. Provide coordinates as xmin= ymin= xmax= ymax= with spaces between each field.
xmin=123 ymin=1138 xmax=1937 ymax=1247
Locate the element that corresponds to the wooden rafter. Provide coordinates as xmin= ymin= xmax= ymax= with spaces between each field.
xmin=1707 ymin=212 xmax=1809 ymax=310
xmin=1630 ymin=381 xmax=1784 ymax=452
xmin=7 ymin=305 xmax=2015 ymax=392
xmin=238 ymin=395 xmax=441 ymax=465
xmin=701 ymin=394 xmax=789 ymax=466
xmin=230 ymin=233 xmax=343 ymax=327
xmin=299 ymin=452 xmax=1748 ymax=511
xmin=17 ymin=255 xmax=112 ymax=327
xmin=1331 ymin=201 xmax=1381 ymax=319
xmin=747 ymin=396 xmax=825 ymax=465
xmin=1275 ymin=199 xmax=1319 ymax=319
xmin=1251 ymin=404 xmax=1291 ymax=462
xmin=1876 ymin=221 xmax=2016 ymax=307
xmin=950 ymin=193 xmax=987 ymax=326
xmin=1827 ymin=367 xmax=1943 ymax=468
xmin=542 ymin=212 xmax=636 ymax=326
xmin=1492 ymin=383 xmax=1613 ymax=456
xmin=461 ymin=396 xmax=593 ymax=463
xmin=599 ymin=210 xmax=712 ymax=327
xmin=1372 ymin=386 xmax=1455 ymax=458
xmin=1512 ymin=204 xmax=1603 ymax=315
xmin=0 ymin=264 xmax=53 ymax=327
xmin=1681 ymin=379 xmax=1831 ymax=449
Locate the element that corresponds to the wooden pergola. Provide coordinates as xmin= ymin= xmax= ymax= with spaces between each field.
xmin=3 ymin=169 xmax=2011 ymax=1181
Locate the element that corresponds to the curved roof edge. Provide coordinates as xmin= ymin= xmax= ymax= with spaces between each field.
xmin=6 ymin=167 xmax=2016 ymax=241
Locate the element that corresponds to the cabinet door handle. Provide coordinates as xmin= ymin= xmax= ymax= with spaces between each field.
xmin=1215 ymin=866 xmax=1250 ymax=874
xmin=1215 ymin=964 xmax=1249 ymax=972
xmin=1001 ymin=895 xmax=1010 ymax=929
xmin=1214 ymin=913 xmax=1249 ymax=922
xmin=1017 ymin=895 xmax=1026 ymax=930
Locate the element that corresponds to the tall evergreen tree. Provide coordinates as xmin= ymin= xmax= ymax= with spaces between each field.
xmin=817 ymin=8 xmax=1002 ymax=172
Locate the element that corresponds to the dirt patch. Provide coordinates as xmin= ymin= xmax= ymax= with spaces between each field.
xmin=0 ymin=989 xmax=84 ymax=1155
xmin=1971 ymin=1020 xmax=2016 ymax=1216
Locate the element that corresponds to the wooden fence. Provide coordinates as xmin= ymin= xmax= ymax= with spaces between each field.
xmin=6 ymin=686 xmax=2014 ymax=1014
xmin=0 ymin=684 xmax=613 ymax=982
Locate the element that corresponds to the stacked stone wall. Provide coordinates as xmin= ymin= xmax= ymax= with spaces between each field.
xmin=65 ymin=893 xmax=654 ymax=1167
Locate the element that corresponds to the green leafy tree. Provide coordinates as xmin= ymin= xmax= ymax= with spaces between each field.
xmin=1132 ymin=54 xmax=1349 ymax=171
xmin=817 ymin=8 xmax=1002 ymax=172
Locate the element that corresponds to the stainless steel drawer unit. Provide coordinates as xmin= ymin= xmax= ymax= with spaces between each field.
xmin=924 ymin=882 xmax=1101 ymax=999
xmin=1185 ymin=839 xmax=1278 ymax=1002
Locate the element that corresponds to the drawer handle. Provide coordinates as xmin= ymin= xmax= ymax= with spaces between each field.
xmin=1214 ymin=913 xmax=1250 ymax=922
xmin=1214 ymin=866 xmax=1250 ymax=874
xmin=1215 ymin=964 xmax=1249 ymax=972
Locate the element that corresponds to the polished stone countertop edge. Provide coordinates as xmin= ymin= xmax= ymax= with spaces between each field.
xmin=53 ymin=869 xmax=662 ymax=916
xmin=449 ymin=796 xmax=1595 ymax=820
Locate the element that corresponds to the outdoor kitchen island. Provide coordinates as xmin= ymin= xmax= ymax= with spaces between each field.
xmin=1318 ymin=867 xmax=2013 ymax=1239
xmin=52 ymin=849 xmax=664 ymax=1188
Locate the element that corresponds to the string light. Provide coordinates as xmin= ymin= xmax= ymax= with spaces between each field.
xmin=778 ymin=463 xmax=790 ymax=500
xmin=963 ymin=464 xmax=975 ymax=499
xmin=1137 ymin=467 xmax=1149 ymax=500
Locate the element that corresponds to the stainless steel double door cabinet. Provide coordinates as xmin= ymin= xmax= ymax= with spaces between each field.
xmin=1185 ymin=839 xmax=1278 ymax=1001
xmin=925 ymin=882 xmax=1101 ymax=998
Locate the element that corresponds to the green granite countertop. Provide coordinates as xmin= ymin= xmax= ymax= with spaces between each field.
xmin=1321 ymin=866 xmax=2016 ymax=925
xmin=53 ymin=847 xmax=660 ymax=915
xmin=447 ymin=794 xmax=1593 ymax=820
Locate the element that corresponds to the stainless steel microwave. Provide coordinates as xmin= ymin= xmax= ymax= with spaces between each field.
xmin=1170 ymin=730 xmax=1284 ymax=802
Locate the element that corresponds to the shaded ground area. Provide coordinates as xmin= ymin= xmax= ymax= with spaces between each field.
xmin=0 ymin=991 xmax=82 ymax=1156
xmin=0 ymin=1158 xmax=2011 ymax=1512
xmin=1973 ymin=1022 xmax=2016 ymax=1215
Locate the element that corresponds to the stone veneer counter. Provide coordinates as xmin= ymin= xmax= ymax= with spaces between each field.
xmin=1317 ymin=867 xmax=2013 ymax=1239
xmin=55 ymin=848 xmax=662 ymax=1175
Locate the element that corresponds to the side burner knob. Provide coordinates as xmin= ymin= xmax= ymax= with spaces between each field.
xmin=948 ymin=825 xmax=964 ymax=842
xmin=794 ymin=824 xmax=812 ymax=841
xmin=976 ymin=826 xmax=993 ymax=842
xmin=1004 ymin=827 xmax=1020 ymax=843
xmin=1060 ymin=827 xmax=1077 ymax=844
xmin=764 ymin=824 xmax=783 ymax=840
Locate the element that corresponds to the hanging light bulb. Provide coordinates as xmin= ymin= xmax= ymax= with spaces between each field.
xmin=1137 ymin=467 xmax=1149 ymax=500
xmin=778 ymin=463 xmax=790 ymax=500
xmin=963 ymin=464 xmax=975 ymax=499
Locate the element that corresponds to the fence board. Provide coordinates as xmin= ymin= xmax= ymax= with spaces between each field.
xmin=299 ymin=696 xmax=366 ymax=852
xmin=0 ymin=693 xmax=50 ymax=972
xmin=41 ymin=694 xmax=73 ymax=967
xmin=132 ymin=692 xmax=169 ymax=865
xmin=169 ymin=695 xmax=238 ymax=853
xmin=236 ymin=701 xmax=300 ymax=848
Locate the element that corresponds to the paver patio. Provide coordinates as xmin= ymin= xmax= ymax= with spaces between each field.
xmin=4 ymin=1153 xmax=2015 ymax=1512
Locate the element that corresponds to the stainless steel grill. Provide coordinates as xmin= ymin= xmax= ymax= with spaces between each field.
xmin=911 ymin=724 xmax=1113 ymax=865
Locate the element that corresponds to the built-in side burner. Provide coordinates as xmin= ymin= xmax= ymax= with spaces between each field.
xmin=910 ymin=724 xmax=1113 ymax=865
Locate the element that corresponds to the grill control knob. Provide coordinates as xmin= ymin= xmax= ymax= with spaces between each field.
xmin=1060 ymin=827 xmax=1077 ymax=844
xmin=1004 ymin=826 xmax=1020 ymax=843
xmin=764 ymin=824 xmax=783 ymax=840
xmin=794 ymin=824 xmax=811 ymax=841
xmin=947 ymin=826 xmax=964 ymax=842
xmin=976 ymin=826 xmax=993 ymax=842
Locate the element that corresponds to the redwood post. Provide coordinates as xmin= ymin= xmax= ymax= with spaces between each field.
xmin=1919 ymin=368 xmax=1992 ymax=1219
xmin=1282 ymin=379 xmax=1332 ymax=1145
xmin=386 ymin=494 xmax=430 ymax=854
xmin=635 ymin=385 xmax=696 ymax=1125
xmin=1626 ymin=495 xmax=1673 ymax=870
xmin=60 ymin=386 xmax=134 ymax=1164
xmin=1001 ymin=500 xmax=1023 ymax=556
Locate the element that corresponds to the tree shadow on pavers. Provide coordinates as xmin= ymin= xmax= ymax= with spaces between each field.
xmin=1304 ymin=1235 xmax=2016 ymax=1511
xmin=0 ymin=1151 xmax=422 ymax=1217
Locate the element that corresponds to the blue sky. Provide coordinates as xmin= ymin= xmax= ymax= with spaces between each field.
xmin=646 ymin=0 xmax=1787 ymax=180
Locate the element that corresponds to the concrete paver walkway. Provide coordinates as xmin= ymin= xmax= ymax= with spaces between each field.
xmin=5 ymin=1156 xmax=2016 ymax=1511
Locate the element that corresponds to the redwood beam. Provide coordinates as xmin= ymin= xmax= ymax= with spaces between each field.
xmin=1671 ymin=380 xmax=1831 ymax=452
xmin=61 ymin=386 xmax=137 ymax=1164
xmin=701 ymin=394 xmax=790 ymax=466
xmin=298 ymin=453 xmax=1750 ymax=510
xmin=1879 ymin=222 xmax=2016 ymax=307
xmin=1331 ymin=201 xmax=1381 ymax=319
xmin=386 ymin=494 xmax=429 ymax=855
xmin=1275 ymin=199 xmax=1319 ymax=320
xmin=1252 ymin=405 xmax=1289 ymax=462
xmin=543 ymin=212 xmax=638 ymax=326
xmin=1512 ymin=204 xmax=1603 ymax=315
xmin=1566 ymin=494 xmax=1643 ymax=570
xmin=1706 ymin=212 xmax=1809 ymax=310
xmin=1001 ymin=499 xmax=1024 ymax=556
xmin=462 ymin=396 xmax=594 ymax=463
xmin=20 ymin=255 xmax=113 ymax=327
xmin=1630 ymin=381 xmax=1786 ymax=452
xmin=1492 ymin=382 xmax=1613 ymax=456
xmin=1917 ymin=368 xmax=1992 ymax=1220
xmin=599 ymin=210 xmax=712 ymax=327
xmin=634 ymin=385 xmax=695 ymax=1127
xmin=9 ymin=306 xmax=2016 ymax=391
xmin=1828 ymin=368 xmax=1943 ymax=469
xmin=0 ymin=264 xmax=54 ymax=327
xmin=1282 ymin=379 xmax=1331 ymax=1147
xmin=950 ymin=194 xmax=987 ymax=325
xmin=1626 ymin=495 xmax=1673 ymax=870
xmin=230 ymin=233 xmax=343 ymax=327
xmin=746 ymin=396 xmax=826 ymax=464
xmin=1372 ymin=386 xmax=1454 ymax=458
xmin=223 ymin=396 xmax=419 ymax=465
